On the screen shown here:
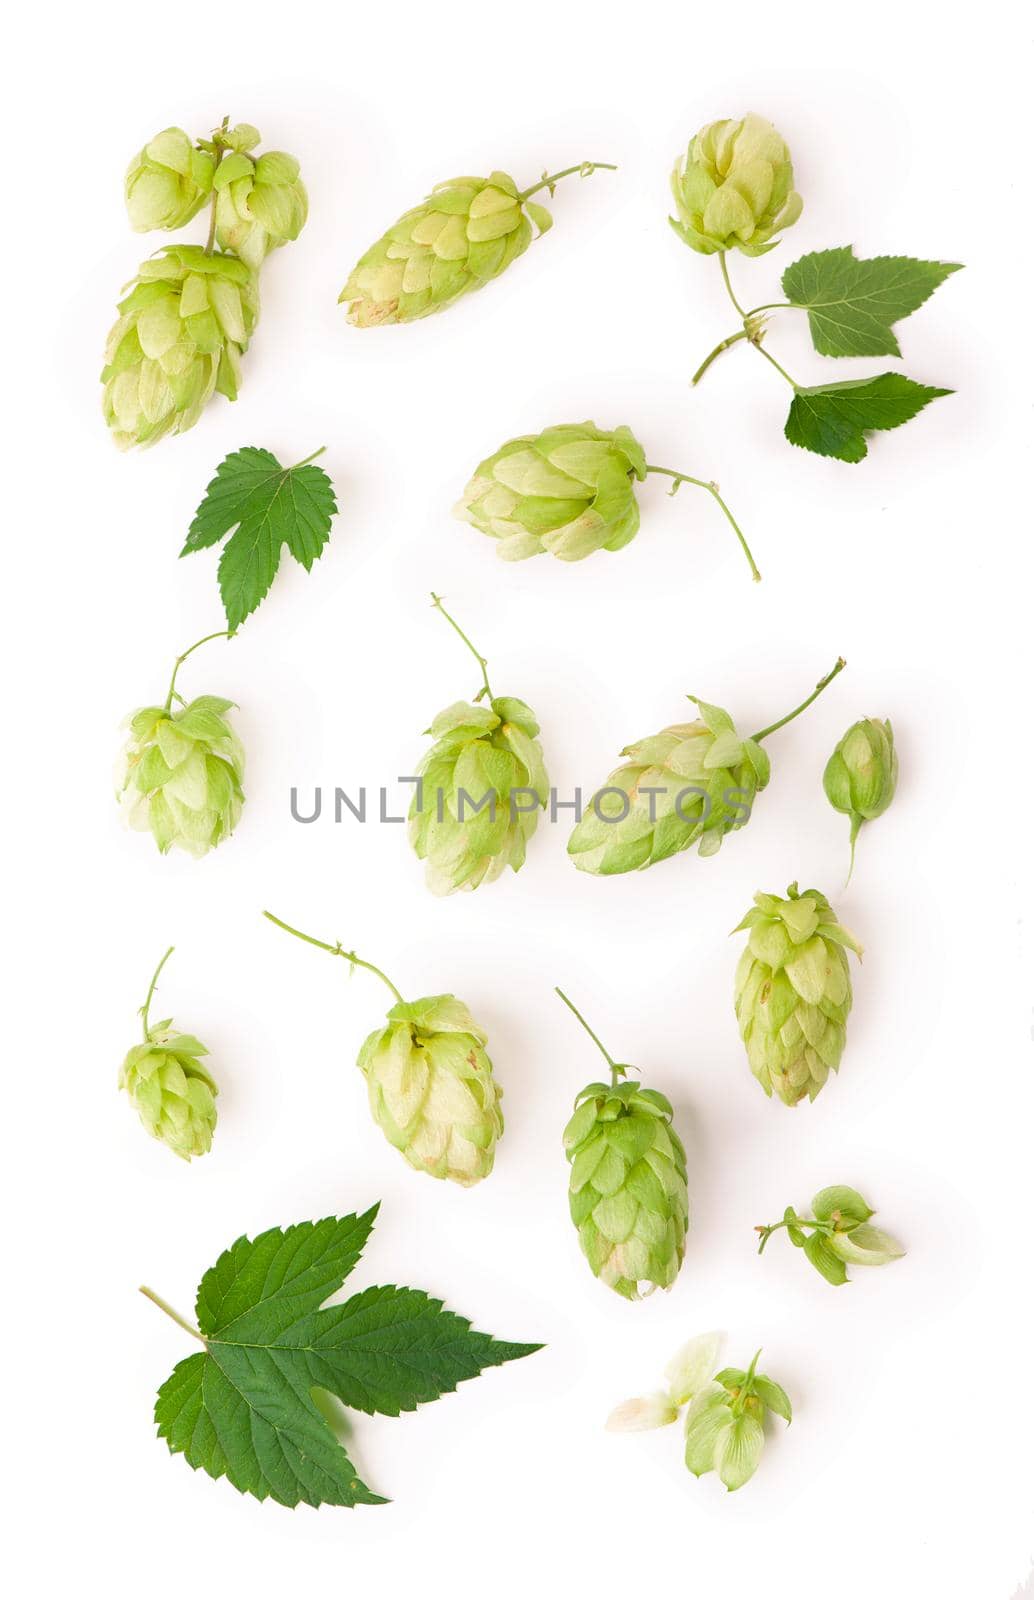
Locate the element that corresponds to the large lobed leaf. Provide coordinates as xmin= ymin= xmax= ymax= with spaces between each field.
xmin=782 ymin=247 xmax=961 ymax=358
xmin=785 ymin=373 xmax=952 ymax=463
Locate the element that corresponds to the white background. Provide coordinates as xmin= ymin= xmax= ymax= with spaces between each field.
xmin=6 ymin=4 xmax=1033 ymax=1596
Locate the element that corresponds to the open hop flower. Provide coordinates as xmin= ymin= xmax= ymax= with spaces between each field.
xmin=339 ymin=160 xmax=615 ymax=325
xmin=125 ymin=127 xmax=216 ymax=232
xmin=823 ymin=717 xmax=898 ymax=878
xmin=757 ymin=1185 xmax=905 ymax=1285
xmin=734 ymin=884 xmax=862 ymax=1106
xmin=264 ymin=915 xmax=503 ymax=1185
xmin=409 ymin=596 xmax=549 ymax=895
xmin=119 ymin=949 xmax=218 ymax=1160
xmin=559 ymin=990 xmax=689 ymax=1299
xmin=214 ymin=147 xmax=308 ymax=269
xmin=670 ymin=114 xmax=802 ymax=257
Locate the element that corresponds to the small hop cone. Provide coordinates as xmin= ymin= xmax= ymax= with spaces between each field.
xmin=357 ymin=995 xmax=503 ymax=1185
xmin=409 ymin=697 xmax=549 ymax=894
xmin=101 ymin=244 xmax=259 ymax=448
xmin=670 ymin=113 xmax=802 ymax=257
xmin=568 ymin=698 xmax=769 ymax=876
xmin=214 ymin=147 xmax=308 ymax=269
xmin=125 ymin=127 xmax=216 ymax=232
xmin=734 ymin=883 xmax=862 ymax=1106
xmin=456 ymin=422 xmax=647 ymax=563
xmin=117 ymin=696 xmax=245 ymax=858
xmin=564 ymin=1081 xmax=689 ymax=1299
xmin=684 ymin=1359 xmax=791 ymax=1491
xmin=823 ymin=718 xmax=898 ymax=876
xmin=120 ymin=1024 xmax=218 ymax=1160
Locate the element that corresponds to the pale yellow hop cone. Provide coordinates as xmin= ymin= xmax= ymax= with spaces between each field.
xmin=119 ymin=950 xmax=218 ymax=1160
xmin=125 ymin=127 xmax=216 ymax=232
xmin=670 ymin=113 xmax=802 ymax=257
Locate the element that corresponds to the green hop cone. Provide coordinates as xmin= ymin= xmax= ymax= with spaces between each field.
xmin=263 ymin=915 xmax=503 ymax=1186
xmin=757 ymin=1185 xmax=905 ymax=1285
xmin=214 ymin=147 xmax=308 ymax=269
xmin=558 ymin=990 xmax=689 ymax=1300
xmin=684 ymin=1351 xmax=791 ymax=1491
xmin=119 ymin=949 xmax=218 ymax=1160
xmin=670 ymin=113 xmax=802 ymax=257
xmin=117 ymin=632 xmax=243 ymax=858
xmin=409 ymin=595 xmax=549 ymax=894
xmin=125 ymin=127 xmax=216 ymax=232
xmin=339 ymin=159 xmax=615 ymax=325
xmin=823 ymin=717 xmax=898 ymax=878
xmin=734 ymin=883 xmax=862 ymax=1106
xmin=101 ymin=243 xmax=259 ymax=448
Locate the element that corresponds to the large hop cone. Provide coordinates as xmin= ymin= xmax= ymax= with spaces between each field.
xmin=340 ymin=171 xmax=544 ymax=325
xmin=357 ymin=995 xmax=503 ymax=1185
xmin=125 ymin=127 xmax=216 ymax=232
xmin=120 ymin=1024 xmax=218 ymax=1159
xmin=409 ymin=697 xmax=549 ymax=894
xmin=117 ymin=696 xmax=245 ymax=857
xmin=734 ymin=883 xmax=863 ymax=1106
xmin=101 ymin=244 xmax=259 ymax=448
xmin=214 ymin=149 xmax=308 ymax=269
xmin=670 ymin=113 xmax=802 ymax=257
xmin=456 ymin=422 xmax=647 ymax=562
xmin=564 ymin=1081 xmax=689 ymax=1299
xmin=568 ymin=698 xmax=769 ymax=876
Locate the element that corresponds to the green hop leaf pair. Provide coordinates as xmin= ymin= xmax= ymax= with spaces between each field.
xmin=733 ymin=883 xmax=862 ymax=1106
xmin=567 ymin=658 xmax=845 ymax=877
xmin=823 ymin=716 xmax=898 ymax=876
xmin=264 ymin=915 xmax=504 ymax=1185
xmin=607 ymin=1332 xmax=791 ymax=1493
xmin=757 ymin=1185 xmax=905 ymax=1285
xmin=558 ymin=990 xmax=689 ymax=1300
xmin=340 ymin=159 xmax=615 ymax=325
xmin=119 ymin=948 xmax=217 ymax=1160
xmin=144 ymin=1208 xmax=541 ymax=1507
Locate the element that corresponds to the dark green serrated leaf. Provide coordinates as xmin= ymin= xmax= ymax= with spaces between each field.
xmin=782 ymin=247 xmax=962 ymax=357
xmin=180 ymin=446 xmax=338 ymax=630
xmin=151 ymin=1212 xmax=542 ymax=1510
xmin=785 ymin=373 xmax=952 ymax=462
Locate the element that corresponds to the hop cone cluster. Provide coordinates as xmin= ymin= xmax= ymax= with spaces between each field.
xmin=118 ymin=696 xmax=245 ymax=857
xmin=670 ymin=113 xmax=802 ymax=257
xmin=823 ymin=717 xmax=898 ymax=870
xmin=340 ymin=170 xmax=546 ymax=325
xmin=563 ymin=1079 xmax=689 ymax=1299
xmin=456 ymin=422 xmax=647 ymax=562
xmin=101 ymin=244 xmax=259 ymax=448
xmin=125 ymin=128 xmax=216 ymax=232
xmin=734 ymin=883 xmax=862 ymax=1106
xmin=120 ymin=1023 xmax=218 ymax=1160
xmin=409 ymin=697 xmax=548 ymax=894
xmin=568 ymin=698 xmax=769 ymax=875
xmin=357 ymin=995 xmax=503 ymax=1185
xmin=214 ymin=148 xmax=308 ymax=269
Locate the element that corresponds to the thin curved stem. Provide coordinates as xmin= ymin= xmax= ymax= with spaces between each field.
xmin=140 ymin=946 xmax=175 ymax=1040
xmin=751 ymin=657 xmax=846 ymax=744
xmin=756 ymin=1216 xmax=831 ymax=1253
xmin=263 ymin=911 xmax=405 ymax=1004
xmin=518 ymin=161 xmax=617 ymax=203
xmin=645 ymin=466 xmax=760 ymax=583
xmin=718 ymin=253 xmax=747 ymax=318
xmin=203 ymin=116 xmax=231 ymax=255
xmin=430 ymin=593 xmax=493 ymax=702
xmin=290 ymin=445 xmax=327 ymax=470
xmin=752 ymin=340 xmax=799 ymax=390
xmin=745 ymin=302 xmax=793 ymax=315
xmin=164 ymin=630 xmax=232 ymax=711
xmin=691 ymin=328 xmax=750 ymax=385
xmin=555 ymin=988 xmax=623 ymax=1087
xmin=139 ymin=1286 xmax=206 ymax=1343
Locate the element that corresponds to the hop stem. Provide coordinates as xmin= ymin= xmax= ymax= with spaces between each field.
xmin=555 ymin=987 xmax=624 ymax=1088
xmin=755 ymin=1216 xmax=831 ymax=1254
xmin=690 ymin=329 xmax=750 ymax=385
xmin=140 ymin=946 xmax=175 ymax=1041
xmin=262 ymin=911 xmax=405 ymax=1004
xmin=691 ymin=256 xmax=799 ymax=390
xmin=203 ymin=116 xmax=231 ymax=256
xmin=164 ymin=630 xmax=233 ymax=711
xmin=518 ymin=161 xmax=617 ymax=203
xmin=644 ymin=466 xmax=760 ymax=582
xmin=750 ymin=658 xmax=846 ymax=744
xmin=139 ymin=1285 xmax=206 ymax=1343
xmin=430 ymin=593 xmax=494 ymax=702
xmin=290 ymin=445 xmax=328 ymax=469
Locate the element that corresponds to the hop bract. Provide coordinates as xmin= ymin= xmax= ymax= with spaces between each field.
xmin=823 ymin=717 xmax=898 ymax=869
xmin=683 ymin=1353 xmax=791 ymax=1491
xmin=357 ymin=995 xmax=503 ymax=1185
xmin=568 ymin=699 xmax=769 ymax=876
xmin=125 ymin=127 xmax=216 ymax=232
xmin=214 ymin=148 xmax=308 ymax=269
xmin=410 ymin=697 xmax=548 ymax=894
xmin=734 ymin=883 xmax=862 ymax=1106
xmin=120 ymin=1024 xmax=218 ymax=1160
xmin=118 ymin=696 xmax=244 ymax=857
xmin=101 ymin=244 xmax=259 ymax=448
xmin=670 ymin=114 xmax=802 ymax=257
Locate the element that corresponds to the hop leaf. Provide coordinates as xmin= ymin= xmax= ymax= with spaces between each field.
xmin=785 ymin=373 xmax=952 ymax=462
xmin=782 ymin=247 xmax=962 ymax=359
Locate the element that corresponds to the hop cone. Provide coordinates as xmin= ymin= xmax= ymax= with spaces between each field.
xmin=101 ymin=244 xmax=259 ymax=448
xmin=120 ymin=1024 xmax=217 ymax=1159
xmin=456 ymin=422 xmax=647 ymax=562
xmin=410 ymin=697 xmax=548 ymax=894
xmin=568 ymin=698 xmax=769 ymax=876
xmin=734 ymin=883 xmax=862 ymax=1106
xmin=214 ymin=148 xmax=308 ymax=269
xmin=823 ymin=718 xmax=898 ymax=870
xmin=670 ymin=114 xmax=802 ymax=257
xmin=357 ymin=995 xmax=503 ymax=1185
xmin=340 ymin=170 xmax=547 ymax=325
xmin=125 ymin=127 xmax=216 ymax=232
xmin=564 ymin=1080 xmax=688 ymax=1299
xmin=117 ymin=696 xmax=244 ymax=857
